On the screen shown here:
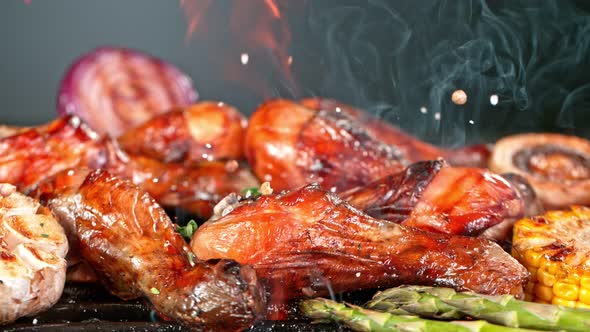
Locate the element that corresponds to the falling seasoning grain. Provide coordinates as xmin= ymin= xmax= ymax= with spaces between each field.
xmin=490 ymin=94 xmax=499 ymax=106
xmin=452 ymin=89 xmax=467 ymax=105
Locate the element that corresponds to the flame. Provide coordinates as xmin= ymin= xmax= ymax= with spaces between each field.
xmin=180 ymin=0 xmax=304 ymax=98
xmin=179 ymin=0 xmax=213 ymax=40
xmin=264 ymin=0 xmax=281 ymax=18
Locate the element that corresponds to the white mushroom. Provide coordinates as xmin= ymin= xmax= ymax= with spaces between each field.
xmin=0 ymin=184 xmax=67 ymax=325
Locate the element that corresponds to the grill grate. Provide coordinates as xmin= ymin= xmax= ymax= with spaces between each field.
xmin=4 ymin=283 xmax=350 ymax=332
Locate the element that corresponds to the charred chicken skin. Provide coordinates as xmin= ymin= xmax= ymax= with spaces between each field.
xmin=301 ymin=97 xmax=491 ymax=167
xmin=0 ymin=115 xmax=258 ymax=218
xmin=45 ymin=169 xmax=265 ymax=331
xmin=117 ymin=101 xmax=247 ymax=164
xmin=245 ymin=99 xmax=407 ymax=192
xmin=0 ymin=184 xmax=67 ymax=324
xmin=191 ymin=184 xmax=529 ymax=305
xmin=340 ymin=160 xmax=524 ymax=236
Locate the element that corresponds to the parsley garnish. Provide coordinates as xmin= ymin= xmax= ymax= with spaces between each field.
xmin=177 ymin=220 xmax=198 ymax=241
xmin=242 ymin=187 xmax=261 ymax=198
xmin=40 ymin=234 xmax=49 ymax=238
xmin=187 ymin=252 xmax=196 ymax=266
xmin=150 ymin=287 xmax=160 ymax=295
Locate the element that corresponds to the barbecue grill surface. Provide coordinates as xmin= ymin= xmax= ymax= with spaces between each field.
xmin=5 ymin=283 xmax=353 ymax=332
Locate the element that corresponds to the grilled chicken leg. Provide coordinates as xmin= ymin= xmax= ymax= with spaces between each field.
xmin=301 ymin=98 xmax=491 ymax=167
xmin=245 ymin=99 xmax=407 ymax=192
xmin=44 ymin=169 xmax=265 ymax=331
xmin=191 ymin=184 xmax=529 ymax=306
xmin=341 ymin=160 xmax=524 ymax=236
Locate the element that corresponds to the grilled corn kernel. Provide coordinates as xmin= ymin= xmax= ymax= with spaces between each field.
xmin=512 ymin=206 xmax=590 ymax=308
xmin=537 ymin=269 xmax=556 ymax=287
xmin=579 ymin=287 xmax=590 ymax=305
xmin=576 ymin=302 xmax=590 ymax=309
xmin=553 ymin=281 xmax=579 ymax=301
xmin=552 ymin=297 xmax=577 ymax=307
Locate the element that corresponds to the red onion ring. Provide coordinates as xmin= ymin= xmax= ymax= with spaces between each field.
xmin=57 ymin=47 xmax=198 ymax=137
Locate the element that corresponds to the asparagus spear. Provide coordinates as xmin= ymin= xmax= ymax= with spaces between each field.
xmin=301 ymin=298 xmax=543 ymax=332
xmin=367 ymin=286 xmax=590 ymax=332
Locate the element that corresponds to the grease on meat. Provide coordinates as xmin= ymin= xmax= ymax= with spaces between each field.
xmin=192 ymin=184 xmax=529 ymax=306
xmin=45 ymin=170 xmax=265 ymax=331
xmin=118 ymin=101 xmax=247 ymax=164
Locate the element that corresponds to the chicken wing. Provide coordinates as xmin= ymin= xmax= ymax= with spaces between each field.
xmin=45 ymin=169 xmax=265 ymax=331
xmin=117 ymin=101 xmax=246 ymax=164
xmin=191 ymin=184 xmax=529 ymax=306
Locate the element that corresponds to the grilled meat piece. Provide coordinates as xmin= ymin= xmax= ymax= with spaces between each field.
xmin=191 ymin=184 xmax=529 ymax=305
xmin=104 ymin=144 xmax=259 ymax=217
xmin=489 ymin=133 xmax=590 ymax=209
xmin=301 ymin=98 xmax=491 ymax=167
xmin=0 ymin=116 xmax=105 ymax=193
xmin=245 ymin=99 xmax=407 ymax=192
xmin=45 ymin=170 xmax=265 ymax=331
xmin=30 ymin=168 xmax=98 ymax=283
xmin=480 ymin=173 xmax=545 ymax=245
xmin=0 ymin=184 xmax=67 ymax=324
xmin=118 ymin=101 xmax=246 ymax=164
xmin=0 ymin=116 xmax=258 ymax=218
xmin=341 ymin=160 xmax=524 ymax=236
xmin=0 ymin=125 xmax=27 ymax=139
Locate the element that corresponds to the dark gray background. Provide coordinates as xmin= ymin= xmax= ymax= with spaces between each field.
xmin=1 ymin=0 xmax=590 ymax=145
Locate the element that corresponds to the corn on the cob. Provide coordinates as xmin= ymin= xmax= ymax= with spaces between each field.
xmin=512 ymin=206 xmax=590 ymax=308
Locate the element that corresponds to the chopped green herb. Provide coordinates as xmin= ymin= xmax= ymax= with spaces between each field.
xmin=187 ymin=252 xmax=196 ymax=265
xmin=150 ymin=287 xmax=160 ymax=295
xmin=177 ymin=220 xmax=198 ymax=241
xmin=40 ymin=234 xmax=49 ymax=238
xmin=242 ymin=187 xmax=261 ymax=198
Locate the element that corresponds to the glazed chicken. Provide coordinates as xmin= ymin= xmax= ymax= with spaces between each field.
xmin=0 ymin=116 xmax=105 ymax=192
xmin=117 ymin=101 xmax=247 ymax=164
xmin=0 ymin=184 xmax=67 ymax=324
xmin=245 ymin=99 xmax=492 ymax=193
xmin=0 ymin=115 xmax=258 ymax=218
xmin=44 ymin=169 xmax=265 ymax=331
xmin=104 ymin=148 xmax=258 ymax=218
xmin=301 ymin=98 xmax=491 ymax=167
xmin=245 ymin=99 xmax=407 ymax=192
xmin=0 ymin=125 xmax=27 ymax=139
xmin=191 ymin=184 xmax=529 ymax=308
xmin=340 ymin=160 xmax=524 ymax=236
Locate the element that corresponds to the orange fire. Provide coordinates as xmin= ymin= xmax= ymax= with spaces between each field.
xmin=180 ymin=0 xmax=304 ymax=98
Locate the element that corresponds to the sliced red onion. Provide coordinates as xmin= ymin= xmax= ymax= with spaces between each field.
xmin=57 ymin=47 xmax=198 ymax=137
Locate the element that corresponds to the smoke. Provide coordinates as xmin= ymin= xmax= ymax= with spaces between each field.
xmin=297 ymin=0 xmax=590 ymax=146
